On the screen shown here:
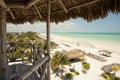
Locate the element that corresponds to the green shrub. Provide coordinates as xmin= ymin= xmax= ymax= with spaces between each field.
xmin=74 ymin=71 xmax=80 ymax=75
xmin=65 ymin=73 xmax=73 ymax=78
xmin=115 ymin=77 xmax=120 ymax=80
xmin=109 ymin=74 xmax=116 ymax=80
xmin=101 ymin=73 xmax=120 ymax=80
xmin=50 ymin=41 xmax=58 ymax=49
xmin=82 ymin=62 xmax=90 ymax=70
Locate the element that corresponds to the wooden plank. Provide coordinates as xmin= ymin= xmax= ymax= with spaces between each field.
xmin=0 ymin=0 xmax=7 ymax=8
xmin=34 ymin=4 xmax=42 ymax=19
xmin=46 ymin=0 xmax=51 ymax=80
xmin=58 ymin=0 xmax=68 ymax=13
xmin=0 ymin=7 xmax=7 ymax=80
xmin=27 ymin=0 xmax=40 ymax=7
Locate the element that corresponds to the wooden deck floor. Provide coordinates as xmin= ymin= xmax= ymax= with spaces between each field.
xmin=8 ymin=62 xmax=39 ymax=80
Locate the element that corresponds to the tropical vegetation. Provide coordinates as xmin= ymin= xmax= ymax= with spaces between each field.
xmin=51 ymin=51 xmax=81 ymax=80
xmin=7 ymin=32 xmax=58 ymax=50
xmin=101 ymin=64 xmax=120 ymax=80
xmin=6 ymin=32 xmax=58 ymax=61
xmin=101 ymin=73 xmax=120 ymax=80
xmin=51 ymin=51 xmax=69 ymax=72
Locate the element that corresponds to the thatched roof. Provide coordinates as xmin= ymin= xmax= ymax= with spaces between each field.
xmin=101 ymin=64 xmax=113 ymax=73
xmin=66 ymin=49 xmax=84 ymax=60
xmin=101 ymin=63 xmax=120 ymax=73
xmin=1 ymin=0 xmax=120 ymax=24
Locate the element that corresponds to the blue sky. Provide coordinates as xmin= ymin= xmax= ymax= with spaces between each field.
xmin=7 ymin=13 xmax=120 ymax=33
xmin=70 ymin=13 xmax=120 ymax=33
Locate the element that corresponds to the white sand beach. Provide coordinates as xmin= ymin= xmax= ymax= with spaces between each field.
xmin=38 ymin=33 xmax=120 ymax=80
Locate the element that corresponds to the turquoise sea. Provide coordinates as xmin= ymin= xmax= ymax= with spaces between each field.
xmin=51 ymin=32 xmax=120 ymax=44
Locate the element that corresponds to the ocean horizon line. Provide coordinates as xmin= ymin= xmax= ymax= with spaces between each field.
xmin=54 ymin=32 xmax=120 ymax=34
xmin=40 ymin=32 xmax=120 ymax=35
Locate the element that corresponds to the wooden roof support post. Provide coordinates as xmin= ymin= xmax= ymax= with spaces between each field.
xmin=0 ymin=0 xmax=7 ymax=8
xmin=58 ymin=0 xmax=68 ymax=13
xmin=46 ymin=0 xmax=51 ymax=80
xmin=0 ymin=7 xmax=7 ymax=80
xmin=34 ymin=4 xmax=42 ymax=19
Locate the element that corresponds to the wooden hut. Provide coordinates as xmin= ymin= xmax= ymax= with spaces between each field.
xmin=0 ymin=0 xmax=120 ymax=80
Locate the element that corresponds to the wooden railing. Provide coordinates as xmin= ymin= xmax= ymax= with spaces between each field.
xmin=11 ymin=56 xmax=49 ymax=80
xmin=6 ymin=42 xmax=50 ymax=80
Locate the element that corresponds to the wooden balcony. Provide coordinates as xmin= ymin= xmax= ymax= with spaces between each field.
xmin=6 ymin=42 xmax=50 ymax=80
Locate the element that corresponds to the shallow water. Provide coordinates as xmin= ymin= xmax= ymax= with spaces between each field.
xmin=51 ymin=32 xmax=120 ymax=44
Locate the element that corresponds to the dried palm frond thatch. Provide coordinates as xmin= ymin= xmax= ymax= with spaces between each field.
xmin=66 ymin=49 xmax=84 ymax=61
xmin=101 ymin=63 xmax=120 ymax=73
xmin=3 ymin=0 xmax=120 ymax=24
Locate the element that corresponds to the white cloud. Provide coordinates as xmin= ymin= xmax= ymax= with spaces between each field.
xmin=7 ymin=21 xmax=79 ymax=32
xmin=50 ymin=21 xmax=78 ymax=32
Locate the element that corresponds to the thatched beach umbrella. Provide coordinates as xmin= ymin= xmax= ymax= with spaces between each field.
xmin=101 ymin=63 xmax=120 ymax=74
xmin=0 ymin=0 xmax=120 ymax=80
xmin=101 ymin=64 xmax=113 ymax=73
xmin=66 ymin=49 xmax=84 ymax=61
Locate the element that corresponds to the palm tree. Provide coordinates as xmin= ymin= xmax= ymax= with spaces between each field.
xmin=51 ymin=51 xmax=69 ymax=71
xmin=51 ymin=51 xmax=70 ymax=79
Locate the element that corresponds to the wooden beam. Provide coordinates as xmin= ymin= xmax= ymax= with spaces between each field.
xmin=6 ymin=0 xmax=57 ymax=9
xmin=69 ymin=0 xmax=99 ymax=11
xmin=0 ymin=0 xmax=7 ymax=8
xmin=27 ymin=0 xmax=40 ymax=7
xmin=7 ymin=3 xmax=26 ymax=8
xmin=5 ymin=0 xmax=98 ymax=10
xmin=9 ymin=10 xmax=15 ymax=20
xmin=38 ymin=0 xmax=57 ymax=8
xmin=34 ymin=4 xmax=42 ymax=19
xmin=0 ymin=7 xmax=7 ymax=80
xmin=58 ymin=0 xmax=68 ymax=13
xmin=7 ymin=8 xmax=15 ymax=20
xmin=51 ymin=0 xmax=99 ymax=15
